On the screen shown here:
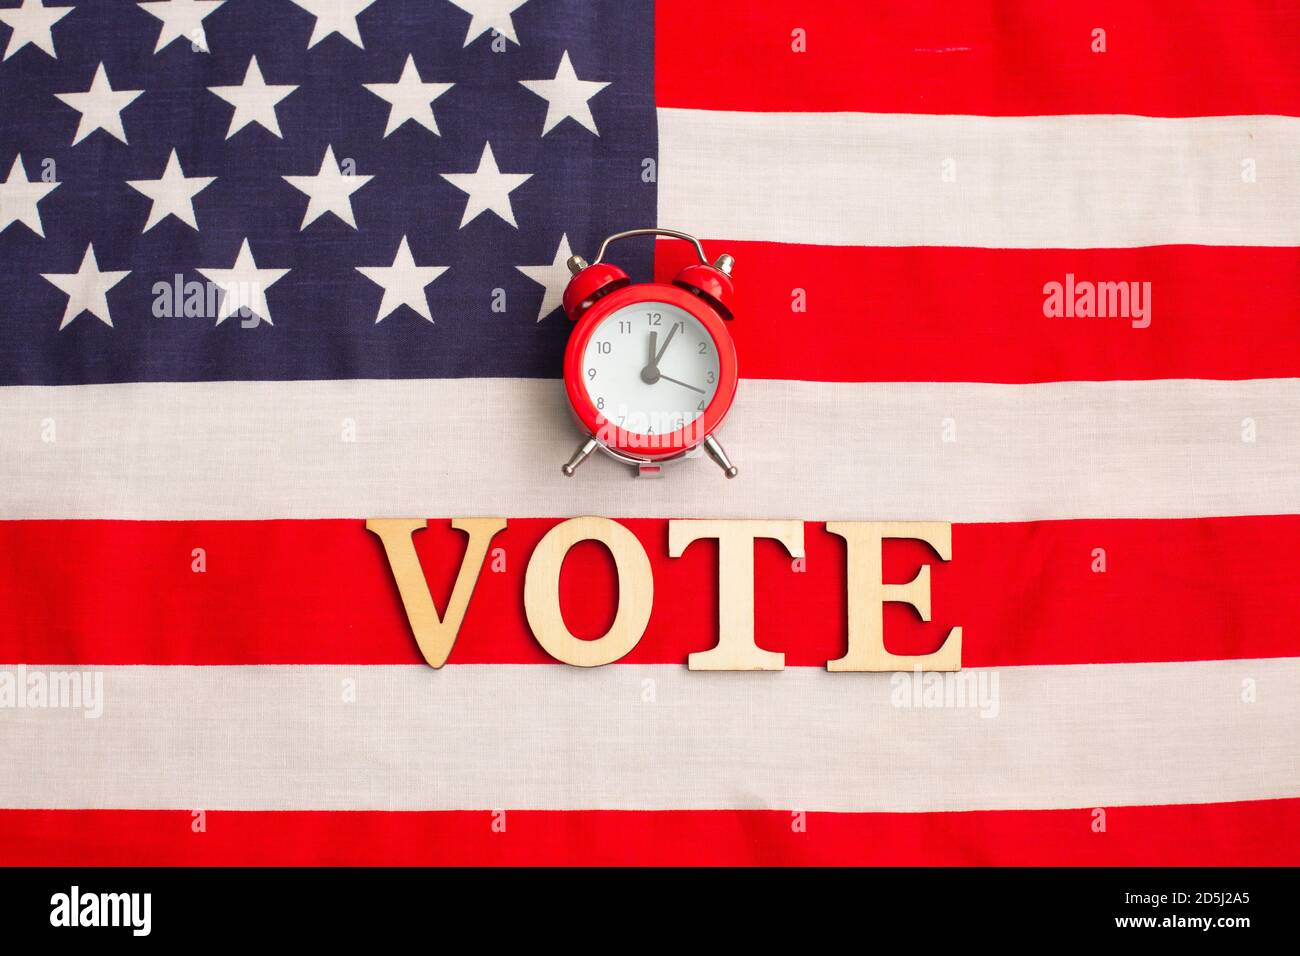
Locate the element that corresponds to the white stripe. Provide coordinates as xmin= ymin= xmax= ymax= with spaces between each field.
xmin=1 ymin=660 xmax=1296 ymax=812
xmin=658 ymin=109 xmax=1300 ymax=248
xmin=1 ymin=377 xmax=1297 ymax=521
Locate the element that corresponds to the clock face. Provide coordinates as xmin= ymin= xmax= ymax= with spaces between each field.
xmin=580 ymin=300 xmax=722 ymax=437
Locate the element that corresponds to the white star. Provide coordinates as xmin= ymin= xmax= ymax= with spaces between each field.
xmin=440 ymin=142 xmax=531 ymax=229
xmin=283 ymin=144 xmax=373 ymax=230
xmin=0 ymin=0 xmax=73 ymax=61
xmin=0 ymin=154 xmax=59 ymax=237
xmin=363 ymin=54 xmax=454 ymax=137
xmin=126 ymin=149 xmax=215 ymax=232
xmin=137 ymin=0 xmax=225 ymax=54
xmin=197 ymin=238 xmax=289 ymax=325
xmin=41 ymin=244 xmax=130 ymax=330
xmin=290 ymin=0 xmax=376 ymax=49
xmin=208 ymin=56 xmax=298 ymax=139
xmin=356 ymin=235 xmax=448 ymax=323
xmin=55 ymin=63 xmax=143 ymax=146
xmin=516 ymin=233 xmax=574 ymax=322
xmin=446 ymin=0 xmax=528 ymax=47
xmin=519 ymin=51 xmax=609 ymax=136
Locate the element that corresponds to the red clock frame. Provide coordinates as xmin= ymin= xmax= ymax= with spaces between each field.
xmin=563 ymin=283 xmax=739 ymax=460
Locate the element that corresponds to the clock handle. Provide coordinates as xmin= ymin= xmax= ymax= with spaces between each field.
xmin=591 ymin=228 xmax=710 ymax=268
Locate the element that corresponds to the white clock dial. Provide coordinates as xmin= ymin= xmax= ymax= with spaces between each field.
xmin=581 ymin=301 xmax=721 ymax=436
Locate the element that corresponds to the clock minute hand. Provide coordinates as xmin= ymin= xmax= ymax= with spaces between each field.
xmin=658 ymin=373 xmax=705 ymax=394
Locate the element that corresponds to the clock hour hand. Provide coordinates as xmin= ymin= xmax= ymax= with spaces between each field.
xmin=658 ymin=373 xmax=705 ymax=394
xmin=641 ymin=330 xmax=661 ymax=384
xmin=643 ymin=326 xmax=682 ymax=385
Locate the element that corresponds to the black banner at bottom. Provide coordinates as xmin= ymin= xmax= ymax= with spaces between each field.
xmin=0 ymin=866 xmax=1289 ymax=942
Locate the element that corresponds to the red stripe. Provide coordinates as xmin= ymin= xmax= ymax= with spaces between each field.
xmin=0 ymin=515 xmax=1296 ymax=666
xmin=1 ymin=800 xmax=1295 ymax=865
xmin=654 ymin=242 xmax=1300 ymax=383
xmin=655 ymin=0 xmax=1300 ymax=116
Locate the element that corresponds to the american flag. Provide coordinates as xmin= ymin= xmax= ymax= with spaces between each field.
xmin=0 ymin=0 xmax=1297 ymax=865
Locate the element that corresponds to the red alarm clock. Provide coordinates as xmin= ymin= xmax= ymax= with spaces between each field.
xmin=559 ymin=228 xmax=739 ymax=479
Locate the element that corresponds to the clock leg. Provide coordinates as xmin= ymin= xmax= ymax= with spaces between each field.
xmin=703 ymin=435 xmax=739 ymax=478
xmin=561 ymin=436 xmax=599 ymax=477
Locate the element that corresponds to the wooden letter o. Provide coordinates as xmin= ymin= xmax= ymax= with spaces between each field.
xmin=523 ymin=517 xmax=653 ymax=666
